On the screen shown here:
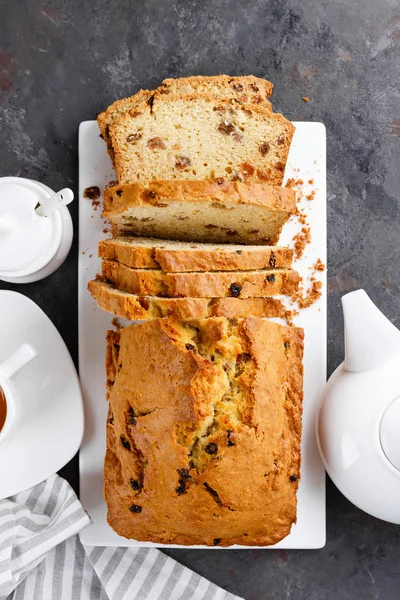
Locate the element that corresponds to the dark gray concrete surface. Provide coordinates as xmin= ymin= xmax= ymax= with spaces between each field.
xmin=1 ymin=0 xmax=399 ymax=597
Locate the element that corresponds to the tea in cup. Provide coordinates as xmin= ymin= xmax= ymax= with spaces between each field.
xmin=0 ymin=344 xmax=36 ymax=442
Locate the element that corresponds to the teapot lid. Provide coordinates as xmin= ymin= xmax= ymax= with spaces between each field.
xmin=0 ymin=178 xmax=62 ymax=278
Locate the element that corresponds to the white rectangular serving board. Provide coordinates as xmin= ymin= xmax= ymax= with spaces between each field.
xmin=78 ymin=121 xmax=326 ymax=549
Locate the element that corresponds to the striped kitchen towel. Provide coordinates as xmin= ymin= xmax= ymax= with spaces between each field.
xmin=0 ymin=475 xmax=242 ymax=600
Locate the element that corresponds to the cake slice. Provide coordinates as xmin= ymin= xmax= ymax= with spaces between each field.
xmin=98 ymin=237 xmax=293 ymax=272
xmin=98 ymin=75 xmax=274 ymax=160
xmin=104 ymin=316 xmax=304 ymax=546
xmin=101 ymin=260 xmax=300 ymax=298
xmin=109 ymin=94 xmax=294 ymax=186
xmin=158 ymin=74 xmax=273 ymax=106
xmin=88 ymin=279 xmax=286 ymax=321
xmin=103 ymin=180 xmax=296 ymax=245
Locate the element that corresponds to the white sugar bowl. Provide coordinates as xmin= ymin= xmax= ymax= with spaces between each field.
xmin=0 ymin=177 xmax=73 ymax=283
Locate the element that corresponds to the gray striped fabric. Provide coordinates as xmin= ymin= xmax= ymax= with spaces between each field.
xmin=0 ymin=476 xmax=242 ymax=600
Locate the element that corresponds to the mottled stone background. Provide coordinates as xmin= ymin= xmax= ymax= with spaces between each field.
xmin=1 ymin=0 xmax=399 ymax=598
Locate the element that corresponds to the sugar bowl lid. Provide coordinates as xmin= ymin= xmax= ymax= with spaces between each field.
xmin=0 ymin=177 xmax=63 ymax=278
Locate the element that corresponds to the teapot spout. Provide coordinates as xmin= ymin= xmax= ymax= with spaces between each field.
xmin=342 ymin=290 xmax=400 ymax=372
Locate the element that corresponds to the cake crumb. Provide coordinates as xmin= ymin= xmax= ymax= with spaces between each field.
xmin=285 ymin=178 xmax=304 ymax=189
xmin=284 ymin=309 xmax=300 ymax=326
xmin=112 ymin=317 xmax=122 ymax=331
xmin=302 ymin=97 xmax=309 ymax=103
xmin=306 ymin=190 xmax=316 ymax=201
xmin=308 ymin=179 xmax=314 ymax=184
xmin=314 ymin=258 xmax=325 ymax=272
xmin=296 ymin=281 xmax=323 ymax=308
xmin=285 ymin=178 xmax=296 ymax=189
xmin=293 ymin=205 xmax=308 ymax=224
xmin=292 ymin=280 xmax=323 ymax=309
xmin=293 ymin=226 xmax=312 ymax=259
xmin=83 ymin=186 xmax=100 ymax=200
xmin=84 ymin=186 xmax=101 ymax=210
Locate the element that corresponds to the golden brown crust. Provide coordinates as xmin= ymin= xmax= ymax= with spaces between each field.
xmin=105 ymin=330 xmax=120 ymax=399
xmin=103 ymin=180 xmax=296 ymax=216
xmin=101 ymin=260 xmax=300 ymax=298
xmin=89 ymin=279 xmax=211 ymax=320
xmin=98 ymin=239 xmax=159 ymax=269
xmin=160 ymin=74 xmax=273 ymax=95
xmin=158 ymin=75 xmax=273 ymax=107
xmin=97 ymin=111 xmax=108 ymax=143
xmin=88 ymin=279 xmax=286 ymax=320
xmin=98 ymin=237 xmax=294 ymax=272
xmin=104 ymin=316 xmax=304 ymax=546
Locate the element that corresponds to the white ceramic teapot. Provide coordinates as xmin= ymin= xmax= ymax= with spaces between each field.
xmin=317 ymin=289 xmax=400 ymax=524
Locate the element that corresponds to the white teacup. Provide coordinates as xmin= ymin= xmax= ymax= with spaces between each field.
xmin=0 ymin=344 xmax=37 ymax=443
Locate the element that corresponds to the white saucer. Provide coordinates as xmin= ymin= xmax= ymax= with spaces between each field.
xmin=0 ymin=290 xmax=84 ymax=499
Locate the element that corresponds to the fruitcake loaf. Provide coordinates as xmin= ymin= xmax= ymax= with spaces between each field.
xmin=103 ymin=180 xmax=296 ymax=245
xmin=88 ymin=279 xmax=286 ymax=321
xmin=109 ymin=94 xmax=294 ymax=186
xmin=102 ymin=260 xmax=300 ymax=298
xmin=98 ymin=237 xmax=293 ymax=272
xmin=104 ymin=316 xmax=304 ymax=546
xmin=98 ymin=75 xmax=273 ymax=160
